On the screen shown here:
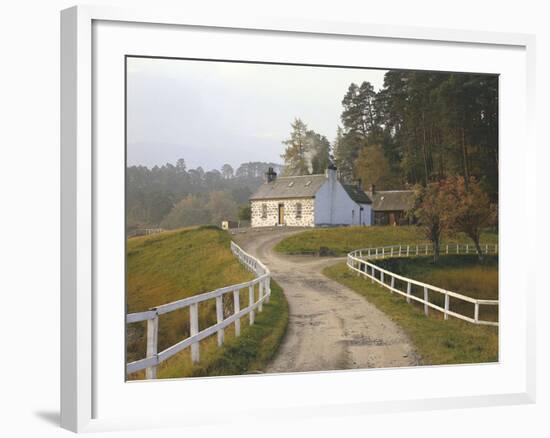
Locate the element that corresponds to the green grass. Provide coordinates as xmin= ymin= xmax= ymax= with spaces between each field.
xmin=126 ymin=226 xmax=288 ymax=379
xmin=323 ymin=262 xmax=498 ymax=365
xmin=275 ymin=225 xmax=498 ymax=256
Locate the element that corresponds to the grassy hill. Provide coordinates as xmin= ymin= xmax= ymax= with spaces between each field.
xmin=275 ymin=225 xmax=498 ymax=256
xmin=126 ymin=226 xmax=288 ymax=379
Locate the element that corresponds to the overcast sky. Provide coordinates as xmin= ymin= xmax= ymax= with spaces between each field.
xmin=127 ymin=57 xmax=387 ymax=171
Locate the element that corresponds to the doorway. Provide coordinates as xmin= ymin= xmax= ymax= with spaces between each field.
xmin=278 ymin=203 xmax=285 ymax=225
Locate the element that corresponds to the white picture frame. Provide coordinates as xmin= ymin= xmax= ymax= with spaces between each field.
xmin=60 ymin=5 xmax=536 ymax=433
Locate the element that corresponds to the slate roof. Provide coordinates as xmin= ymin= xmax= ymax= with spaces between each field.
xmin=250 ymin=174 xmax=328 ymax=200
xmin=370 ymin=190 xmax=415 ymax=212
xmin=342 ymin=184 xmax=372 ymax=204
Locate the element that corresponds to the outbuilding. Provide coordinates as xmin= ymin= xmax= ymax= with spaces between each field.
xmin=368 ymin=186 xmax=415 ymax=226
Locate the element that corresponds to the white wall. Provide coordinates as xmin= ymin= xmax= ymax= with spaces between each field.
xmin=359 ymin=203 xmax=373 ymax=226
xmin=315 ymin=170 xmax=371 ymax=226
xmin=1 ymin=1 xmax=548 ymax=438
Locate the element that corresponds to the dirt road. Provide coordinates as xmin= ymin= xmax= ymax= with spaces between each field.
xmin=233 ymin=228 xmax=418 ymax=373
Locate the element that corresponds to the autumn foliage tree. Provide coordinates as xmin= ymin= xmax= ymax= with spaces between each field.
xmin=410 ymin=181 xmax=450 ymax=263
xmin=411 ymin=176 xmax=497 ymax=263
xmin=440 ymin=176 xmax=496 ymax=260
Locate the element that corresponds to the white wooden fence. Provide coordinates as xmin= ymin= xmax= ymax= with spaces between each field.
xmin=347 ymin=243 xmax=498 ymax=326
xmin=127 ymin=228 xmax=164 ymax=238
xmin=126 ymin=241 xmax=271 ymax=379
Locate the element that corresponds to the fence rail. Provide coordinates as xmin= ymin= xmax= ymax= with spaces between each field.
xmin=347 ymin=243 xmax=498 ymax=327
xmin=127 ymin=228 xmax=164 ymax=238
xmin=126 ymin=241 xmax=271 ymax=379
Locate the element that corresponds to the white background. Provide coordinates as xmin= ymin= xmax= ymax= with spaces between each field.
xmin=0 ymin=0 xmax=547 ymax=437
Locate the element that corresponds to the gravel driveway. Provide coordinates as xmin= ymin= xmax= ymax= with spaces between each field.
xmin=233 ymin=228 xmax=418 ymax=373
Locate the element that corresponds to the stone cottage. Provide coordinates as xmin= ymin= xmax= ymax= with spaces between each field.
xmin=249 ymin=165 xmax=372 ymax=227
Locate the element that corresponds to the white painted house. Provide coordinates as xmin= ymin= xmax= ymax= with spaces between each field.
xmin=250 ymin=165 xmax=373 ymax=227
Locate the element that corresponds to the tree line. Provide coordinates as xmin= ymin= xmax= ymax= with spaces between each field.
xmin=126 ymin=160 xmax=283 ymax=231
xmin=281 ymin=70 xmax=498 ymax=201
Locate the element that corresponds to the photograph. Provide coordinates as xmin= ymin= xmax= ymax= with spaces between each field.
xmin=125 ymin=56 xmax=499 ymax=381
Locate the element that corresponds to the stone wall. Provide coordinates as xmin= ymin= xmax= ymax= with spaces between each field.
xmin=251 ymin=198 xmax=314 ymax=227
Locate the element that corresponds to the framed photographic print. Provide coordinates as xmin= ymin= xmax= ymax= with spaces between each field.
xmin=61 ymin=5 xmax=536 ymax=433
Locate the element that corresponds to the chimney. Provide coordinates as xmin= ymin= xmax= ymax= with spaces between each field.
xmin=266 ymin=167 xmax=277 ymax=183
xmin=325 ymin=163 xmax=337 ymax=182
xmin=370 ymin=184 xmax=376 ymax=194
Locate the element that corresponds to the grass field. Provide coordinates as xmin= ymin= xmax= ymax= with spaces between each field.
xmin=126 ymin=226 xmax=288 ymax=379
xmin=275 ymin=225 xmax=498 ymax=256
xmin=323 ymin=261 xmax=499 ymax=365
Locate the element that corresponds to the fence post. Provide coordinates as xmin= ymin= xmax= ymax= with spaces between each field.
xmin=368 ymin=248 xmax=371 ymax=258
xmin=416 ymin=245 xmax=419 ymax=255
xmin=190 ymin=303 xmax=200 ymax=363
xmin=390 ymin=276 xmax=395 ymax=293
xmin=216 ymin=296 xmax=224 ymax=346
xmin=474 ymin=302 xmax=479 ymax=323
xmin=444 ymin=293 xmax=449 ymax=320
xmin=466 ymin=244 xmax=469 ymax=253
xmin=375 ymin=248 xmax=378 ymax=258
xmin=145 ymin=312 xmax=159 ymax=379
xmin=407 ymin=282 xmax=411 ymax=303
xmin=423 ymin=287 xmax=429 ymax=316
xmin=381 ymin=271 xmax=385 ymax=284
xmin=446 ymin=244 xmax=449 ymax=254
xmin=407 ymin=245 xmax=410 ymax=256
xmin=265 ymin=278 xmax=271 ymax=304
xmin=258 ymin=282 xmax=264 ymax=312
xmin=233 ymin=289 xmax=241 ymax=336
xmin=248 ymin=285 xmax=255 ymax=325
xmin=425 ymin=244 xmax=428 ymax=255
xmin=485 ymin=244 xmax=488 ymax=254
xmin=371 ymin=265 xmax=374 ymax=283
xmin=391 ymin=246 xmax=394 ymax=257
xmin=399 ymin=245 xmax=402 ymax=256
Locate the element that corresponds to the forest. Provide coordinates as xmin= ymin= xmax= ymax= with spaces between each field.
xmin=126 ymin=161 xmax=283 ymax=232
xmin=126 ymin=69 xmax=498 ymax=231
xmin=283 ymin=71 xmax=498 ymax=200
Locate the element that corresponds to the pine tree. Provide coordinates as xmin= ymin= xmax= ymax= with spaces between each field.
xmin=281 ymin=118 xmax=311 ymax=175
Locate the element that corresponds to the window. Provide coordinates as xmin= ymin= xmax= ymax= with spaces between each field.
xmin=296 ymin=202 xmax=302 ymax=219
xmin=261 ymin=203 xmax=267 ymax=219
